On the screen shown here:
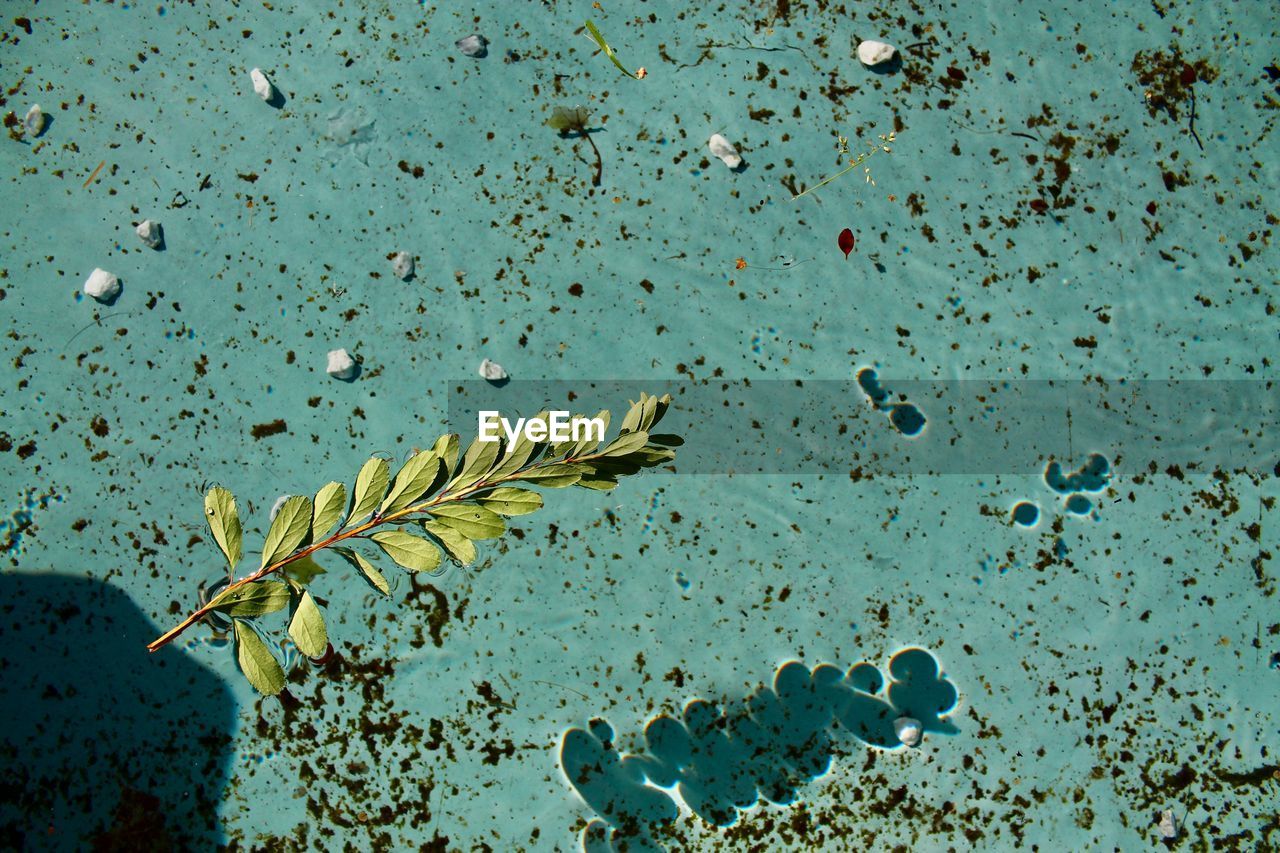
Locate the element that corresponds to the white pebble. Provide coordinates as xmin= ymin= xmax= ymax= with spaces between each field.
xmin=1158 ymin=810 xmax=1178 ymax=840
xmin=249 ymin=68 xmax=276 ymax=101
xmin=326 ymin=348 xmax=358 ymax=380
xmin=478 ymin=358 xmax=508 ymax=382
xmin=270 ymin=495 xmax=291 ymax=522
xmin=708 ymin=133 xmax=742 ymax=169
xmin=857 ymin=40 xmax=897 ymax=67
xmin=135 ymin=219 xmax=163 ymax=250
xmin=83 ymin=268 xmax=121 ymax=303
xmin=24 ymin=104 xmax=46 ymax=138
xmin=893 ymin=716 xmax=923 ymax=747
xmin=456 ymin=34 xmax=487 ymax=58
xmin=391 ymin=251 xmax=414 ymax=280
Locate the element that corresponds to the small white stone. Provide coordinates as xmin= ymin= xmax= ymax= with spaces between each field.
xmin=270 ymin=495 xmax=291 ymax=522
xmin=326 ymin=348 xmax=358 ymax=380
xmin=83 ymin=268 xmax=121 ymax=303
xmin=24 ymin=104 xmax=46 ymax=138
xmin=1158 ymin=810 xmax=1178 ymax=840
xmin=249 ymin=68 xmax=275 ymax=101
xmin=135 ymin=219 xmax=163 ymax=249
xmin=478 ymin=358 xmax=508 ymax=382
xmin=708 ymin=133 xmax=742 ymax=169
xmin=857 ymin=40 xmax=897 ymax=67
xmin=456 ymin=34 xmax=487 ymax=58
xmin=893 ymin=716 xmax=923 ymax=747
xmin=391 ymin=251 xmax=414 ymax=281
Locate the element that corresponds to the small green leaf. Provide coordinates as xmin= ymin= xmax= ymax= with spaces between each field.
xmin=260 ymin=495 xmax=314 ymax=569
xmin=427 ymin=504 xmax=505 ymax=540
xmin=638 ymin=394 xmax=659 ymax=431
xmin=379 ymin=451 xmax=442 ymax=515
xmin=576 ymin=475 xmax=619 ymax=491
xmin=288 ymin=591 xmax=328 ymax=659
xmin=448 ymin=435 xmax=502 ymax=492
xmin=602 ymin=430 xmax=649 ymax=457
xmin=650 ymin=393 xmax=672 ymax=428
xmin=334 ymin=547 xmax=390 ymax=596
xmin=209 ymin=580 xmax=292 ymax=618
xmin=477 ymin=487 xmax=544 ymax=516
xmin=421 ymin=519 xmax=477 ymax=566
xmin=347 ymin=457 xmax=390 ymax=526
xmin=513 ymin=463 xmax=583 ymax=488
xmin=311 ymin=482 xmax=346 ymax=540
xmin=233 ymin=620 xmax=285 ymax=696
xmin=630 ymin=447 xmax=677 ymax=466
xmin=432 ymin=434 xmax=461 ymax=478
xmin=489 ymin=416 xmax=546 ymax=479
xmin=619 ymin=397 xmax=646 ymax=434
xmin=204 ymin=487 xmax=243 ymax=572
xmin=283 ymin=555 xmax=327 ymax=586
xmin=371 ymin=530 xmax=443 ymax=573
xmin=584 ymin=19 xmax=640 ymax=79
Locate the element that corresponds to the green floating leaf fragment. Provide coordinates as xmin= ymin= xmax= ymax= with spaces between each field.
xmin=348 ymin=457 xmax=390 ymax=526
xmin=421 ymin=519 xmax=477 ymax=566
xmin=371 ymin=530 xmax=443 ymax=574
xmin=432 ymin=434 xmax=461 ymax=479
xmin=477 ymin=487 xmax=544 ymax=516
xmin=209 ymin=580 xmax=292 ymax=618
xmin=260 ymin=495 xmax=314 ymax=569
xmin=234 ymin=620 xmax=285 ymax=696
xmin=311 ymin=482 xmax=347 ymax=540
xmin=283 ymin=555 xmax=327 ymax=586
xmin=334 ymin=547 xmax=391 ymax=596
xmin=513 ymin=463 xmax=583 ymax=488
xmin=204 ymin=487 xmax=243 ymax=573
xmin=449 ymin=435 xmax=502 ymax=492
xmin=427 ymin=504 xmax=505 ymax=540
xmin=584 ymin=19 xmax=639 ymax=79
xmin=602 ymin=430 xmax=649 ymax=457
xmin=288 ymin=591 xmax=328 ymax=659
xmin=379 ymin=450 xmax=442 ymax=516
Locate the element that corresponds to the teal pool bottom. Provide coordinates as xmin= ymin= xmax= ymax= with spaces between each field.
xmin=1 ymin=0 xmax=1277 ymax=849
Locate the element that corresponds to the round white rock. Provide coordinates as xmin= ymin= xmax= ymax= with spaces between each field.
xmin=83 ymin=268 xmax=121 ymax=303
xmin=326 ymin=348 xmax=358 ymax=380
xmin=893 ymin=716 xmax=923 ymax=747
xmin=857 ymin=40 xmax=897 ymax=67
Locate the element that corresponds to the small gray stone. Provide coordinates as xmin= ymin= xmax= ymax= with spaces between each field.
xmin=1158 ymin=810 xmax=1178 ymax=840
xmin=250 ymin=68 xmax=275 ymax=101
xmin=478 ymin=358 xmax=508 ymax=381
xmin=136 ymin=219 xmax=163 ymax=250
xmin=391 ymin=251 xmax=414 ymax=280
xmin=456 ymin=34 xmax=487 ymax=58
xmin=24 ymin=104 xmax=46 ymax=138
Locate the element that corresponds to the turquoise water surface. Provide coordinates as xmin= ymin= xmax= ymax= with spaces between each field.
xmin=2 ymin=0 xmax=1277 ymax=850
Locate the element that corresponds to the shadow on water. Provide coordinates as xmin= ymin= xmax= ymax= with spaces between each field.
xmin=0 ymin=572 xmax=234 ymax=850
xmin=561 ymin=648 xmax=958 ymax=851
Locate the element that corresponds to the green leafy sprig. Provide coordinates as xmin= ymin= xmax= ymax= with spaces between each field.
xmin=791 ymin=130 xmax=898 ymax=200
xmin=148 ymin=393 xmax=681 ymax=695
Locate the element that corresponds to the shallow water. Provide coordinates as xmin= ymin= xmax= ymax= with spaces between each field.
xmin=1 ymin=0 xmax=1277 ymax=849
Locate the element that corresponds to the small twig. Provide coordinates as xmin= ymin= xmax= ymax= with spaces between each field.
xmin=581 ymin=133 xmax=603 ymax=186
xmin=532 ymin=679 xmax=590 ymax=700
xmin=677 ymin=40 xmax=815 ymax=72
xmin=82 ymin=160 xmax=106 ymax=189
xmin=1187 ymin=88 xmax=1204 ymax=150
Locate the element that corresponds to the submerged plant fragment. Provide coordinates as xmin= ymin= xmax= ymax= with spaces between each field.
xmin=149 ymin=393 xmax=680 ymax=695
